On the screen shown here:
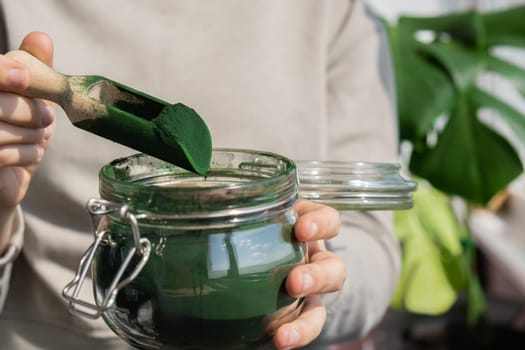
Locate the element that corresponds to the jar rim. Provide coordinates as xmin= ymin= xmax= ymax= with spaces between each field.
xmin=296 ymin=160 xmax=400 ymax=172
xmin=98 ymin=148 xmax=298 ymax=219
xmin=296 ymin=160 xmax=417 ymax=210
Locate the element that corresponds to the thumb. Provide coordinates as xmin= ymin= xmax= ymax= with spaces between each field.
xmin=0 ymin=32 xmax=54 ymax=93
xmin=19 ymin=31 xmax=54 ymax=67
xmin=19 ymin=32 xmax=55 ymax=112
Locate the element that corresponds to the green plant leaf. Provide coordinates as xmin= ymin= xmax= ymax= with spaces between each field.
xmin=392 ymin=179 xmax=470 ymax=314
xmin=393 ymin=207 xmax=458 ymax=314
xmin=419 ymin=42 xmax=483 ymax=91
xmin=389 ymin=7 xmax=525 ymax=204
xmin=396 ymin=52 xmax=455 ymax=140
xmin=398 ymin=11 xmax=483 ymax=48
xmin=471 ymin=87 xmax=525 ymax=145
xmin=412 ymin=180 xmax=466 ymax=255
xmin=404 ymin=236 xmax=458 ymax=314
xmin=386 ymin=22 xmax=455 ymax=141
xmin=391 ymin=207 xmax=420 ymax=309
xmin=483 ymin=5 xmax=525 ymax=48
xmin=487 ymin=55 xmax=525 ymax=97
xmin=410 ymin=94 xmax=523 ymax=204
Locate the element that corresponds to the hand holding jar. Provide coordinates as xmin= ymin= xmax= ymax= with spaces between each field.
xmin=273 ymin=199 xmax=344 ymax=350
xmin=63 ymin=151 xmax=349 ymax=350
xmin=62 ymin=151 xmax=415 ymax=350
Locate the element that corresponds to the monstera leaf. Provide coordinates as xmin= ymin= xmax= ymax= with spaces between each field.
xmin=392 ymin=179 xmax=485 ymax=322
xmin=387 ymin=6 xmax=525 ymax=205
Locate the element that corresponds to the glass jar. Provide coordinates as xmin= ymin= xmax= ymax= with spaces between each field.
xmin=62 ymin=149 xmax=416 ymax=350
xmin=296 ymin=161 xmax=416 ymax=210
xmin=63 ymin=149 xmax=304 ymax=350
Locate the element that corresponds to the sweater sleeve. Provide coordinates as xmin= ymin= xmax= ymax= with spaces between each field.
xmin=315 ymin=211 xmax=401 ymax=344
xmin=310 ymin=0 xmax=401 ymax=344
xmin=0 ymin=206 xmax=24 ymax=313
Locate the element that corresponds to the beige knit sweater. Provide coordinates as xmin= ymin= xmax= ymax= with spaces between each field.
xmin=0 ymin=1 xmax=400 ymax=348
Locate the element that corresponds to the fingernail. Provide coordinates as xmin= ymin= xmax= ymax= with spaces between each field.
xmin=7 ymin=68 xmax=28 ymax=89
xmin=283 ymin=326 xmax=300 ymax=349
xmin=303 ymin=272 xmax=314 ymax=292
xmin=308 ymin=222 xmax=318 ymax=239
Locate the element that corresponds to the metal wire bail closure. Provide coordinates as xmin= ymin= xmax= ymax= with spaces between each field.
xmin=62 ymin=198 xmax=151 ymax=319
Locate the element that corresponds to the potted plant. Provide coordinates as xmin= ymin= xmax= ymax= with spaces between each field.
xmin=383 ymin=4 xmax=525 ymax=346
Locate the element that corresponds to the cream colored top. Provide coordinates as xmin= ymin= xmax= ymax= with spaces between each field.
xmin=0 ymin=1 xmax=400 ymax=348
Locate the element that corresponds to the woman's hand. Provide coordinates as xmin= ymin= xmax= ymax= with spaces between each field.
xmin=273 ymin=199 xmax=345 ymax=349
xmin=0 ymin=32 xmax=55 ymax=251
xmin=0 ymin=32 xmax=55 ymax=210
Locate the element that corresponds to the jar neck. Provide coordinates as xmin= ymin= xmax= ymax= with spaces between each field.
xmin=98 ymin=150 xmax=298 ymax=223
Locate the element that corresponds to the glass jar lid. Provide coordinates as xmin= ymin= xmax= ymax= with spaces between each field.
xmin=296 ymin=161 xmax=416 ymax=210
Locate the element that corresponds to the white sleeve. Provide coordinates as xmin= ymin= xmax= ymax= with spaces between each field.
xmin=317 ymin=211 xmax=400 ymax=343
xmin=0 ymin=206 xmax=24 ymax=313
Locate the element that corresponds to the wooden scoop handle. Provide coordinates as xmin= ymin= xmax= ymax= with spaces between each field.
xmin=6 ymin=50 xmax=68 ymax=103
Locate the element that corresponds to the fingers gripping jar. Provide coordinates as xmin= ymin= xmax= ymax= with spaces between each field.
xmin=63 ymin=149 xmax=305 ymax=350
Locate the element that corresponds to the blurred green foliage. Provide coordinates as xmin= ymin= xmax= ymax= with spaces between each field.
xmin=385 ymin=5 xmax=525 ymax=321
xmin=387 ymin=6 xmax=525 ymax=204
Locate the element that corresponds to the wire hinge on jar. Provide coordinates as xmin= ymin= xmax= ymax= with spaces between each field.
xmin=62 ymin=198 xmax=151 ymax=319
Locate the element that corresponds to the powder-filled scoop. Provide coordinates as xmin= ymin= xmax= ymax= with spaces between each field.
xmin=7 ymin=50 xmax=212 ymax=175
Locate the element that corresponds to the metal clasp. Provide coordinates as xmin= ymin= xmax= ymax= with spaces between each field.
xmin=62 ymin=198 xmax=151 ymax=319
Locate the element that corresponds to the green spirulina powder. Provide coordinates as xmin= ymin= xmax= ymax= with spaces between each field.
xmin=151 ymin=103 xmax=212 ymax=175
xmin=74 ymin=101 xmax=212 ymax=175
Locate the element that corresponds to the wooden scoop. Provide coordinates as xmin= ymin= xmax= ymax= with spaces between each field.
xmin=7 ymin=50 xmax=212 ymax=175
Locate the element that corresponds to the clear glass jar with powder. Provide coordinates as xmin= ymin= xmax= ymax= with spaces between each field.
xmin=63 ymin=149 xmax=415 ymax=350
